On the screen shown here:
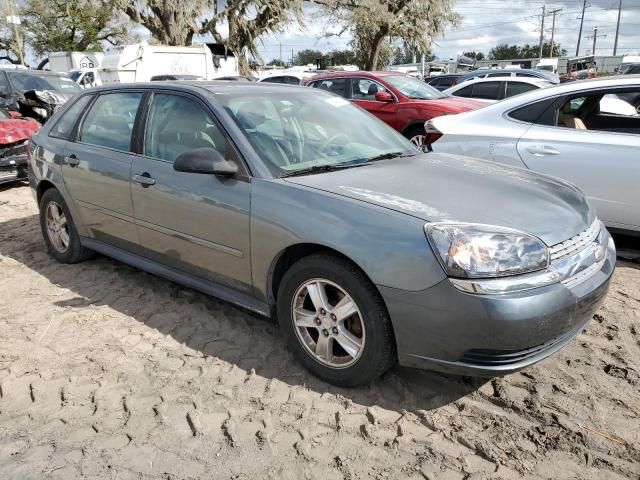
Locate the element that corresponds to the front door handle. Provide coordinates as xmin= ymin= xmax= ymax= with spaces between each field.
xmin=65 ymin=154 xmax=80 ymax=167
xmin=133 ymin=172 xmax=156 ymax=187
xmin=526 ymin=145 xmax=560 ymax=156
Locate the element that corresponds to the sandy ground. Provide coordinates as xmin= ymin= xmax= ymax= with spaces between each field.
xmin=0 ymin=183 xmax=639 ymax=480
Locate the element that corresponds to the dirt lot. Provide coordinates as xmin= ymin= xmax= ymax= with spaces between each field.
xmin=0 ymin=184 xmax=639 ymax=480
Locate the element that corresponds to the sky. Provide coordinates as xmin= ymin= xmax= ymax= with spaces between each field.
xmin=254 ymin=0 xmax=640 ymax=62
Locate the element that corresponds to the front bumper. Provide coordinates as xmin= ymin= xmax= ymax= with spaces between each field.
xmin=381 ymin=229 xmax=615 ymax=376
xmin=0 ymin=154 xmax=28 ymax=185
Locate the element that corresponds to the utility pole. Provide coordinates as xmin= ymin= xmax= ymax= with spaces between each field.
xmin=4 ymin=0 xmax=24 ymax=65
xmin=539 ymin=5 xmax=546 ymax=60
xmin=279 ymin=43 xmax=282 ymax=65
xmin=576 ymin=0 xmax=587 ymax=56
xmin=548 ymin=8 xmax=562 ymax=58
xmin=586 ymin=27 xmax=607 ymax=55
xmin=613 ymin=0 xmax=622 ymax=56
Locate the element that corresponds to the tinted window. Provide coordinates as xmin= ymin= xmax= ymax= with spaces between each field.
xmin=351 ymin=78 xmax=389 ymax=100
xmin=80 ymin=92 xmax=143 ymax=151
xmin=7 ymin=72 xmax=81 ymax=92
xmin=472 ymin=81 xmax=502 ymax=99
xmin=455 ymin=85 xmax=474 ymax=97
xmin=439 ymin=77 xmax=454 ymax=88
xmin=282 ymin=76 xmax=301 ymax=85
xmin=516 ymin=72 xmax=537 ymax=78
xmin=262 ymin=76 xmax=283 ymax=84
xmin=505 ymin=82 xmax=539 ymax=97
xmin=311 ymin=78 xmax=347 ymax=97
xmin=144 ymin=93 xmax=227 ymax=163
xmin=486 ymin=72 xmax=507 ymax=78
xmin=50 ymin=95 xmax=93 ymax=140
xmin=508 ymin=98 xmax=557 ymax=125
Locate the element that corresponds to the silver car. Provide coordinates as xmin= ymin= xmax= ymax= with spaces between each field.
xmin=429 ymin=76 xmax=640 ymax=234
xmin=28 ymin=82 xmax=614 ymax=386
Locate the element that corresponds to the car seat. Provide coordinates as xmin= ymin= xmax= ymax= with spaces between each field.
xmin=559 ymin=102 xmax=587 ymax=129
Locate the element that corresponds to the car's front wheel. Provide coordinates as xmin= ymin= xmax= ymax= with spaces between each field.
xmin=277 ymin=253 xmax=396 ymax=387
xmin=39 ymin=188 xmax=93 ymax=264
xmin=404 ymin=126 xmax=427 ymax=151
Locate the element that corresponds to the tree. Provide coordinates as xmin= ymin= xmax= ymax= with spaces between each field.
xmin=293 ymin=48 xmax=324 ymax=66
xmin=325 ymin=49 xmax=356 ymax=66
xmin=0 ymin=12 xmax=24 ymax=64
xmin=202 ymin=0 xmax=303 ymax=75
xmin=392 ymin=42 xmax=434 ymax=65
xmin=267 ymin=59 xmax=286 ymax=67
xmin=462 ymin=51 xmax=485 ymax=61
xmin=489 ymin=42 xmax=567 ymax=60
xmin=21 ymin=0 xmax=132 ymax=59
xmin=318 ymin=0 xmax=458 ymax=71
xmin=117 ymin=0 xmax=210 ymax=46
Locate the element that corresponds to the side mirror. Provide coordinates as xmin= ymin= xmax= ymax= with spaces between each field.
xmin=173 ymin=148 xmax=238 ymax=176
xmin=375 ymin=91 xmax=394 ymax=102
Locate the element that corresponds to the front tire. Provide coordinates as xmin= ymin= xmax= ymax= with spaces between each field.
xmin=277 ymin=253 xmax=396 ymax=387
xmin=39 ymin=188 xmax=93 ymax=264
xmin=404 ymin=126 xmax=427 ymax=151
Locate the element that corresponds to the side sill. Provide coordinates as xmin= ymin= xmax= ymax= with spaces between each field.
xmin=80 ymin=237 xmax=270 ymax=317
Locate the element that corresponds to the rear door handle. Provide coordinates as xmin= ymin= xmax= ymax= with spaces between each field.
xmin=526 ymin=145 xmax=560 ymax=156
xmin=65 ymin=154 xmax=80 ymax=167
xmin=133 ymin=172 xmax=155 ymax=187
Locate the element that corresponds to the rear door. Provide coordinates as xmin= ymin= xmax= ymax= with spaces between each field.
xmin=62 ymin=90 xmax=144 ymax=250
xmin=348 ymin=77 xmax=397 ymax=126
xmin=130 ymin=91 xmax=253 ymax=292
xmin=517 ymin=88 xmax=640 ymax=230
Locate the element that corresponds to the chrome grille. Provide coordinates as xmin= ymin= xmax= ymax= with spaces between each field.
xmin=549 ymin=220 xmax=601 ymax=263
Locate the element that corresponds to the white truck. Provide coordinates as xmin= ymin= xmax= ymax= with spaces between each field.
xmin=536 ymin=58 xmax=559 ymax=75
xmin=48 ymin=44 xmax=238 ymax=87
xmin=100 ymin=44 xmax=237 ymax=83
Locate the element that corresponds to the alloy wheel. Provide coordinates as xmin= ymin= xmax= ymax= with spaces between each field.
xmin=410 ymin=134 xmax=426 ymax=149
xmin=45 ymin=201 xmax=70 ymax=253
xmin=291 ymin=279 xmax=365 ymax=368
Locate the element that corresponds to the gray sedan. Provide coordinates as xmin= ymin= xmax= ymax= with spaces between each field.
xmin=27 ymin=82 xmax=614 ymax=386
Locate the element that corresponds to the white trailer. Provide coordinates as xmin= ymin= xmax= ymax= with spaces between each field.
xmin=99 ymin=44 xmax=238 ymax=84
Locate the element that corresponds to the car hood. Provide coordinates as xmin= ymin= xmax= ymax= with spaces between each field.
xmin=410 ymin=96 xmax=485 ymax=113
xmin=283 ymin=153 xmax=593 ymax=246
xmin=0 ymin=119 xmax=40 ymax=144
xmin=24 ymin=90 xmax=75 ymax=106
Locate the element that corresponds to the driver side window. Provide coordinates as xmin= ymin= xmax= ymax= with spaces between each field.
xmin=144 ymin=94 xmax=227 ymax=163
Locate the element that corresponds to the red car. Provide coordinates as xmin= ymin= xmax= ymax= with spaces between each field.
xmin=304 ymin=71 xmax=483 ymax=148
xmin=0 ymin=109 xmax=40 ymax=185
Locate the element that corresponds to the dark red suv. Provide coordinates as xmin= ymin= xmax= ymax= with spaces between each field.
xmin=304 ymin=71 xmax=483 ymax=148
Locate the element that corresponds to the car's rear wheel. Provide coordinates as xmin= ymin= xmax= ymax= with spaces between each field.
xmin=39 ymin=188 xmax=93 ymax=264
xmin=277 ymin=253 xmax=396 ymax=387
xmin=404 ymin=126 xmax=427 ymax=151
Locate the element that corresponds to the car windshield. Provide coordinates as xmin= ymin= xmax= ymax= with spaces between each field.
xmin=215 ymin=89 xmax=419 ymax=177
xmin=7 ymin=72 xmax=81 ymax=92
xmin=383 ymin=75 xmax=446 ymax=100
xmin=68 ymin=71 xmax=82 ymax=81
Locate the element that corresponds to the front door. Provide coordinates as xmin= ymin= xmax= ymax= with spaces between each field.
xmin=349 ymin=77 xmax=397 ymax=127
xmin=62 ymin=91 xmax=144 ymax=250
xmin=131 ymin=92 xmax=253 ymax=292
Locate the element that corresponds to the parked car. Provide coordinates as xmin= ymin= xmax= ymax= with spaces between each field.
xmin=0 ymin=107 xmax=39 ymax=185
xmin=453 ymin=68 xmax=559 ymax=86
xmin=444 ymin=77 xmax=554 ymax=102
xmin=259 ymin=72 xmax=316 ymax=85
xmin=28 ymin=82 xmax=614 ymax=386
xmin=0 ymin=69 xmax=81 ymax=123
xmin=304 ymin=71 xmax=483 ymax=148
xmin=617 ymin=56 xmax=640 ymax=75
xmin=212 ymin=75 xmax=256 ymax=81
xmin=428 ymin=76 xmax=640 ymax=234
xmin=150 ymin=74 xmax=206 ymax=81
xmin=425 ymin=74 xmax=461 ymax=91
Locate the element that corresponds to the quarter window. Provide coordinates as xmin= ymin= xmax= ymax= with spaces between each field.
xmin=310 ymin=78 xmax=347 ymax=97
xmin=50 ymin=94 xmax=93 ymax=140
xmin=80 ymin=92 xmax=143 ymax=151
xmin=144 ymin=94 xmax=228 ymax=163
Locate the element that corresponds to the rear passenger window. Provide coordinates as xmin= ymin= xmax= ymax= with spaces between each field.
xmin=80 ymin=92 xmax=143 ymax=151
xmin=50 ymin=95 xmax=93 ymax=140
xmin=144 ymin=94 xmax=228 ymax=163
xmin=472 ymin=81 xmax=502 ymax=100
xmin=311 ymin=78 xmax=347 ymax=97
xmin=505 ymin=82 xmax=538 ymax=97
xmin=455 ymin=85 xmax=474 ymax=97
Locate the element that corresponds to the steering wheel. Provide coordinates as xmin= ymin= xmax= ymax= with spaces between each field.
xmin=320 ymin=133 xmax=350 ymax=155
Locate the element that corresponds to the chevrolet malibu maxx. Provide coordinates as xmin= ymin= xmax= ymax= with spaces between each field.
xmin=27 ymin=82 xmax=615 ymax=386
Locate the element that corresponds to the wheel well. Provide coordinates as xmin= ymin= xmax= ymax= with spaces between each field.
xmin=269 ymin=243 xmax=365 ymax=305
xmin=36 ymin=180 xmax=56 ymax=205
xmin=401 ymin=122 xmax=427 ymax=136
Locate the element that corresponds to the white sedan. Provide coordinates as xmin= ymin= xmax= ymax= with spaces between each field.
xmin=443 ymin=76 xmax=554 ymax=103
xmin=427 ymin=76 xmax=640 ymax=233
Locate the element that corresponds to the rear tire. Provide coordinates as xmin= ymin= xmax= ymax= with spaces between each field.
xmin=277 ymin=253 xmax=396 ymax=387
xmin=39 ymin=188 xmax=93 ymax=264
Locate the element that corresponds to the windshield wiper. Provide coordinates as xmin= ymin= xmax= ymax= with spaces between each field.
xmin=365 ymin=151 xmax=417 ymax=163
xmin=280 ymin=162 xmax=370 ymax=178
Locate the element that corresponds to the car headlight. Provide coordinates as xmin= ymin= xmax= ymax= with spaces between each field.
xmin=426 ymin=223 xmax=549 ymax=278
xmin=32 ymin=107 xmax=48 ymax=118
